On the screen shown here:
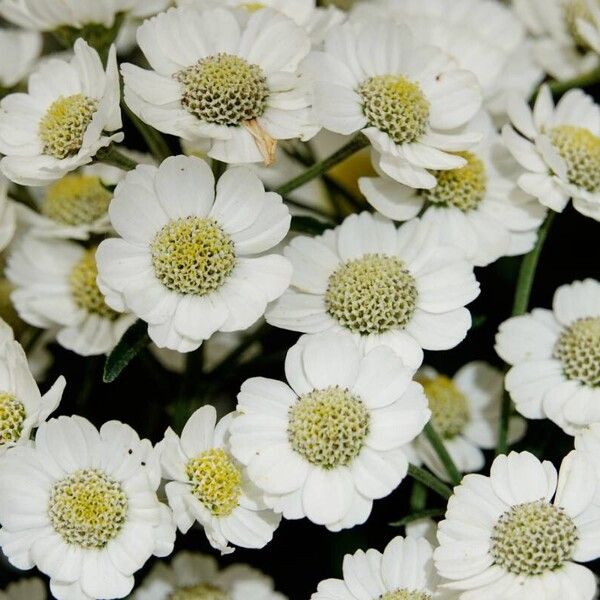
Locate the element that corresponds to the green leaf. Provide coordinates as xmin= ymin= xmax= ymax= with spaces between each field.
xmin=290 ymin=216 xmax=332 ymax=236
xmin=389 ymin=508 xmax=445 ymax=527
xmin=103 ymin=320 xmax=150 ymax=383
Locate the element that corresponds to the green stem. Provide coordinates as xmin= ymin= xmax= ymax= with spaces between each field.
xmin=407 ymin=464 xmax=453 ymax=500
xmin=389 ymin=508 xmax=445 ymax=527
xmin=423 ymin=423 xmax=462 ymax=485
xmin=496 ymin=211 xmax=556 ymax=455
xmin=410 ymin=481 xmax=427 ymax=511
xmin=123 ymin=104 xmax=171 ymax=162
xmin=96 ymin=145 xmax=139 ymax=171
xmin=548 ymin=66 xmax=600 ymax=96
xmin=275 ymin=133 xmax=369 ymax=196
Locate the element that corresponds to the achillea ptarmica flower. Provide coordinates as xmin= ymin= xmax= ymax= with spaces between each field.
xmin=159 ymin=405 xmax=281 ymax=554
xmin=133 ymin=551 xmax=287 ymax=600
xmin=307 ymin=18 xmax=482 ymax=189
xmin=503 ymin=84 xmax=600 ymax=221
xmin=122 ymin=5 xmax=314 ymax=165
xmin=0 ymin=416 xmax=176 ymax=600
xmin=229 ymin=333 xmax=430 ymax=531
xmin=434 ymin=451 xmax=600 ymax=599
xmin=266 ymin=212 xmax=480 ymax=370
xmin=0 ymin=28 xmax=42 ymax=92
xmin=496 ymin=279 xmax=600 ymax=436
xmin=0 ymin=38 xmax=123 ymax=186
xmin=96 ymin=155 xmax=292 ymax=352
xmin=7 ymin=235 xmax=137 ymax=356
xmin=0 ymin=578 xmax=47 ymax=600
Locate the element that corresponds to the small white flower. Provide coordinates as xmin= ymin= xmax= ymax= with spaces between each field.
xmin=360 ymin=111 xmax=547 ymax=267
xmin=0 ymin=175 xmax=17 ymax=252
xmin=229 ymin=333 xmax=430 ymax=531
xmin=434 ymin=450 xmax=600 ymax=599
xmin=7 ymin=235 xmax=136 ymax=356
xmin=307 ymin=18 xmax=482 ymax=189
xmin=0 ymin=415 xmax=176 ymax=600
xmin=159 ymin=405 xmax=281 ymax=554
xmin=0 ymin=319 xmax=65 ymax=456
xmin=496 ymin=278 xmax=600 ymax=436
xmin=133 ymin=551 xmax=287 ymax=600
xmin=0 ymin=578 xmax=46 ymax=600
xmin=0 ymin=39 xmax=123 ymax=187
xmin=266 ymin=212 xmax=480 ymax=370
xmin=413 ymin=362 xmax=526 ymax=483
xmin=96 ymin=155 xmax=292 ymax=353
xmin=503 ymin=84 xmax=600 ymax=221
xmin=0 ymin=28 xmax=42 ymax=90
xmin=123 ymin=6 xmax=313 ymax=165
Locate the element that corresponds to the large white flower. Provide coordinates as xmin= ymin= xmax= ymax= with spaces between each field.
xmin=266 ymin=212 xmax=480 ymax=370
xmin=360 ymin=111 xmax=546 ymax=267
xmin=229 ymin=333 xmax=430 ymax=531
xmin=0 ymin=416 xmax=176 ymax=600
xmin=496 ymin=278 xmax=600 ymax=436
xmin=307 ymin=18 xmax=482 ymax=189
xmin=0 ymin=28 xmax=42 ymax=90
xmin=123 ymin=6 xmax=313 ymax=166
xmin=96 ymin=155 xmax=292 ymax=353
xmin=503 ymin=84 xmax=600 ymax=221
xmin=0 ymin=39 xmax=123 ymax=187
xmin=434 ymin=451 xmax=600 ymax=599
xmin=7 ymin=235 xmax=136 ymax=356
xmin=159 ymin=405 xmax=281 ymax=554
xmin=133 ymin=551 xmax=286 ymax=600
xmin=0 ymin=579 xmax=46 ymax=600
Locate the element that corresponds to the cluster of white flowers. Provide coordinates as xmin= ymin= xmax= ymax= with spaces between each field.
xmin=0 ymin=0 xmax=597 ymax=598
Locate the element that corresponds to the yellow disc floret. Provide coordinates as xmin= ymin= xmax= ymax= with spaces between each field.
xmin=554 ymin=317 xmax=600 ymax=386
xmin=240 ymin=2 xmax=266 ymax=10
xmin=380 ymin=591 xmax=432 ymax=600
xmin=170 ymin=584 xmax=230 ymax=600
xmin=420 ymin=375 xmax=470 ymax=439
xmin=0 ymin=392 xmax=26 ymax=447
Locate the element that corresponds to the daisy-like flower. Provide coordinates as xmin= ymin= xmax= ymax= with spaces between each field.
xmin=496 ymin=278 xmax=600 ymax=436
xmin=0 ymin=579 xmax=46 ymax=600
xmin=359 ymin=111 xmax=546 ymax=267
xmin=0 ymin=29 xmax=42 ymax=93
xmin=0 ymin=39 xmax=122 ymax=187
xmin=0 ymin=319 xmax=65 ymax=455
xmin=307 ymin=18 xmax=482 ymax=189
xmin=413 ymin=362 xmax=526 ymax=483
xmin=133 ymin=551 xmax=286 ymax=600
xmin=0 ymin=175 xmax=16 ymax=252
xmin=266 ymin=212 xmax=480 ymax=370
xmin=503 ymin=84 xmax=600 ymax=221
xmin=435 ymin=450 xmax=600 ymax=599
xmin=159 ymin=405 xmax=281 ymax=554
xmin=311 ymin=535 xmax=454 ymax=600
xmin=0 ymin=416 xmax=176 ymax=600
xmin=122 ymin=6 xmax=313 ymax=166
xmin=229 ymin=333 xmax=430 ymax=531
xmin=96 ymin=155 xmax=292 ymax=353
xmin=7 ymin=235 xmax=136 ymax=356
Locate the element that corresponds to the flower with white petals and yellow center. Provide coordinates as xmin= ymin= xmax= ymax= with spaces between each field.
xmin=496 ymin=278 xmax=600 ymax=436
xmin=0 ymin=39 xmax=122 ymax=187
xmin=96 ymin=155 xmax=292 ymax=353
xmin=7 ymin=236 xmax=136 ymax=356
xmin=132 ymin=551 xmax=286 ymax=600
xmin=267 ymin=212 xmax=480 ymax=370
xmin=503 ymin=84 xmax=600 ymax=221
xmin=307 ymin=18 xmax=482 ymax=189
xmin=434 ymin=451 xmax=600 ymax=599
xmin=0 ymin=416 xmax=175 ymax=600
xmin=159 ymin=405 xmax=281 ymax=554
xmin=229 ymin=333 xmax=430 ymax=531
xmin=123 ymin=5 xmax=314 ymax=166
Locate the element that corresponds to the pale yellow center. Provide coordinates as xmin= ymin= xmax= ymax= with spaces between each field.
xmin=380 ymin=591 xmax=432 ymax=600
xmin=170 ymin=584 xmax=229 ymax=600
xmin=420 ymin=375 xmax=470 ymax=439
xmin=240 ymin=2 xmax=266 ymax=10
xmin=554 ymin=317 xmax=600 ymax=386
xmin=0 ymin=392 xmax=26 ymax=447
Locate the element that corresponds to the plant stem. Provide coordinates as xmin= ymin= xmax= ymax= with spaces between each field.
xmin=423 ymin=423 xmax=462 ymax=485
xmin=122 ymin=104 xmax=171 ymax=162
xmin=548 ymin=66 xmax=600 ymax=96
xmin=407 ymin=464 xmax=453 ymax=500
xmin=410 ymin=481 xmax=427 ymax=511
xmin=389 ymin=508 xmax=445 ymax=527
xmin=96 ymin=145 xmax=139 ymax=171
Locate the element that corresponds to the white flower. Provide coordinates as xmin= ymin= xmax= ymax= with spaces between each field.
xmin=96 ymin=155 xmax=292 ymax=353
xmin=0 ymin=175 xmax=17 ymax=252
xmin=122 ymin=6 xmax=313 ymax=165
xmin=503 ymin=84 xmax=600 ymax=221
xmin=576 ymin=0 xmax=600 ymax=55
xmin=7 ymin=235 xmax=136 ymax=356
xmin=0 ymin=39 xmax=123 ymax=187
xmin=307 ymin=18 xmax=482 ymax=189
xmin=133 ymin=551 xmax=286 ymax=600
xmin=311 ymin=535 xmax=454 ymax=600
xmin=159 ymin=405 xmax=280 ymax=554
xmin=496 ymin=278 xmax=600 ymax=436
xmin=0 ymin=416 xmax=176 ymax=600
xmin=0 ymin=319 xmax=65 ymax=456
xmin=0 ymin=579 xmax=46 ymax=600
xmin=413 ymin=362 xmax=526 ymax=483
xmin=434 ymin=451 xmax=600 ymax=599
xmin=229 ymin=333 xmax=430 ymax=531
xmin=359 ymin=111 xmax=547 ymax=267
xmin=0 ymin=28 xmax=42 ymax=89
xmin=266 ymin=212 xmax=480 ymax=370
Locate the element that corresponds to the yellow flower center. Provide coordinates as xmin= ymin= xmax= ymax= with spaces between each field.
xmin=49 ymin=468 xmax=128 ymax=549
xmin=0 ymin=392 xmax=26 ymax=447
xmin=553 ymin=317 xmax=600 ymax=386
xmin=170 ymin=585 xmax=229 ymax=600
xmin=380 ymin=591 xmax=432 ymax=600
xmin=420 ymin=375 xmax=470 ymax=439
xmin=240 ymin=2 xmax=266 ymax=10
xmin=39 ymin=94 xmax=98 ymax=159
xmin=186 ymin=448 xmax=242 ymax=517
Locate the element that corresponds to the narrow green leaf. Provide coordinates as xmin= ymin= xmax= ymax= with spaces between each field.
xmin=103 ymin=320 xmax=150 ymax=383
xmin=389 ymin=508 xmax=445 ymax=527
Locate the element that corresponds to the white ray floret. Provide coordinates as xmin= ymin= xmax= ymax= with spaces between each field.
xmin=0 ymin=28 xmax=42 ymax=90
